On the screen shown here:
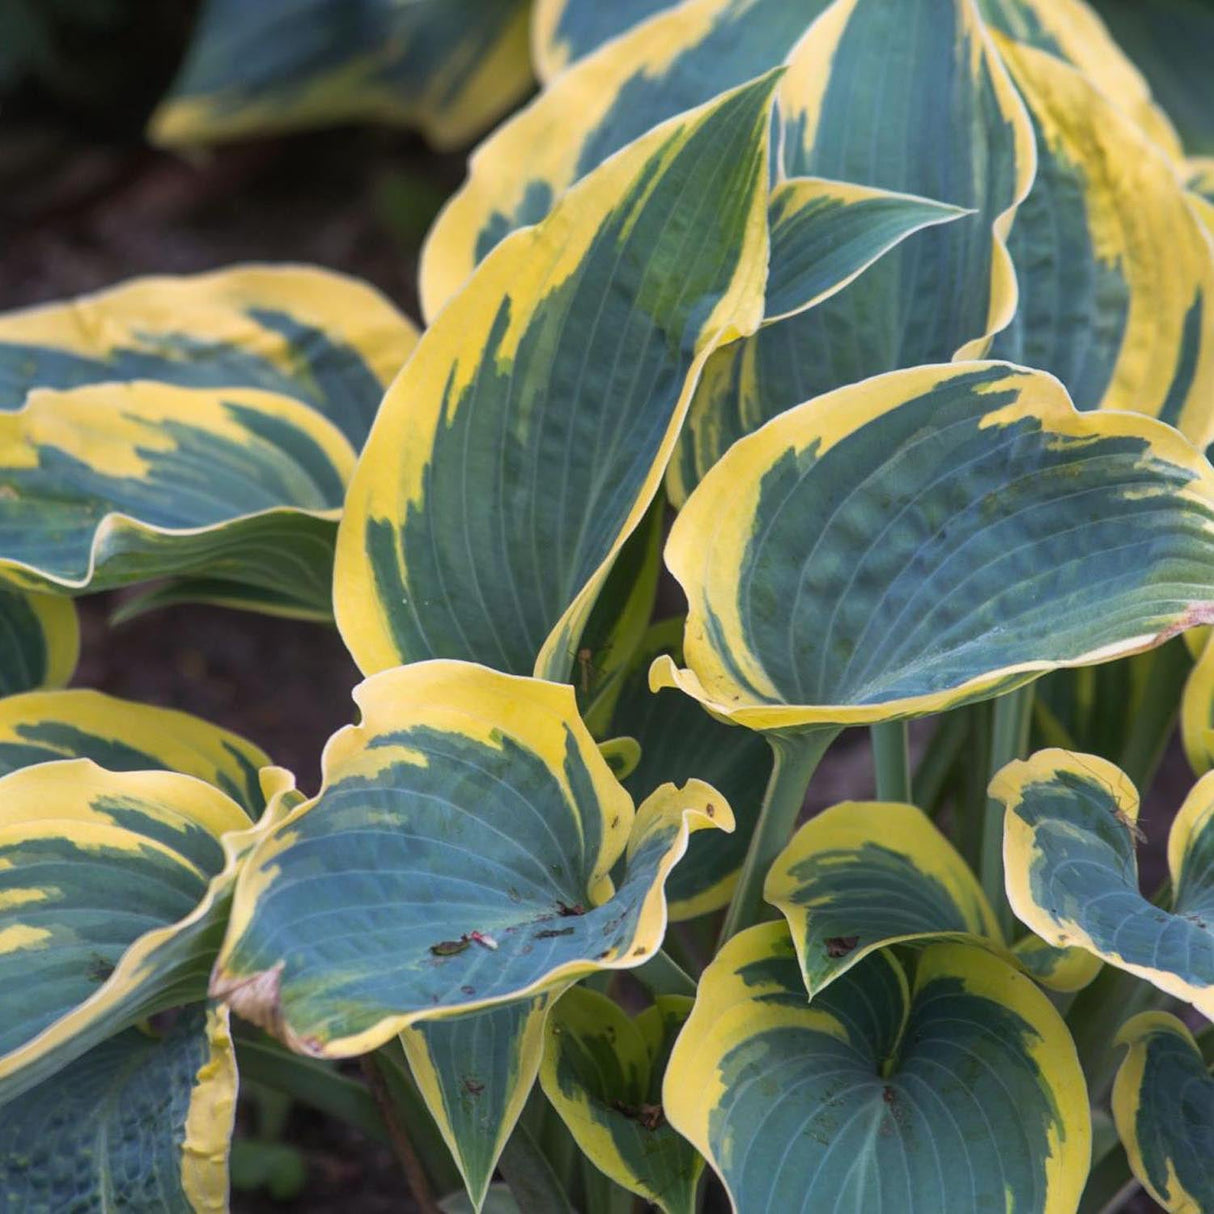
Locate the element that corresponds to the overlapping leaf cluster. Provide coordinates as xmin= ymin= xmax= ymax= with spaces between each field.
xmin=4 ymin=1 xmax=1214 ymax=1212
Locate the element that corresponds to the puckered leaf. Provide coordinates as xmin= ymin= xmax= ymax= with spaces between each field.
xmin=1113 ymin=1011 xmax=1214 ymax=1214
xmin=766 ymin=798 xmax=1099 ymax=995
xmin=0 ymin=380 xmax=354 ymax=615
xmin=665 ymin=925 xmax=1091 ymax=1213
xmin=531 ymin=0 xmax=681 ymax=81
xmin=0 ymin=759 xmax=268 ymax=1103
xmin=1087 ymin=0 xmax=1214 ymax=156
xmin=336 ymin=74 xmax=776 ymax=683
xmin=401 ymin=992 xmax=558 ymax=1214
xmin=0 ymin=264 xmax=417 ymax=451
xmin=420 ymin=0 xmax=825 ymax=319
xmin=540 ymin=989 xmax=701 ymax=1214
xmin=610 ymin=620 xmax=771 ymax=921
xmin=212 ymin=662 xmax=733 ymax=1058
xmin=987 ymin=37 xmax=1214 ymax=448
xmin=994 ymin=750 xmax=1214 ymax=1017
xmin=0 ymin=688 xmax=270 ymax=816
xmin=0 ymin=1004 xmax=236 ymax=1213
xmin=150 ymin=0 xmax=533 ymax=150
xmin=0 ymin=589 xmax=78 ymax=696
xmin=977 ymin=0 xmax=1183 ymax=156
xmin=652 ymin=362 xmax=1214 ymax=732
xmin=668 ymin=0 xmax=1036 ymax=501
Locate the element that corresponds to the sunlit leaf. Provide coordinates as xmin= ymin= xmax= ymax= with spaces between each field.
xmin=151 ymin=0 xmax=533 ymax=150
xmin=212 ymin=662 xmax=733 ymax=1057
xmin=653 ymin=362 xmax=1214 ymax=732
xmin=995 ymin=750 xmax=1214 ymax=1017
xmin=1113 ymin=1011 xmax=1214 ymax=1214
xmin=540 ymin=989 xmax=701 ymax=1214
xmin=665 ymin=925 xmax=1091 ymax=1213
xmin=336 ymin=74 xmax=776 ymax=682
xmin=0 ymin=1005 xmax=236 ymax=1214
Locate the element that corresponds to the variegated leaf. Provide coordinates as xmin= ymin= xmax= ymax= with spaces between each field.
xmin=531 ymin=0 xmax=682 ymax=81
xmin=421 ymin=0 xmax=826 ymax=319
xmin=669 ymin=0 xmax=1036 ymax=500
xmin=401 ymin=993 xmax=557 ymax=1213
xmin=995 ymin=750 xmax=1214 ymax=1017
xmin=336 ymin=74 xmax=775 ymax=682
xmin=0 ymin=688 xmax=270 ymax=815
xmin=977 ymin=0 xmax=1183 ymax=156
xmin=609 ymin=620 xmax=771 ymax=921
xmin=0 ymin=265 xmax=416 ymax=450
xmin=987 ymin=36 xmax=1214 ymax=448
xmin=1114 ymin=1011 xmax=1214 ymax=1214
xmin=0 ymin=380 xmax=354 ymax=614
xmin=0 ymin=760 xmax=270 ymax=1103
xmin=0 ymin=589 xmax=78 ymax=697
xmin=0 ymin=1005 xmax=236 ymax=1214
xmin=212 ymin=662 xmax=733 ymax=1057
xmin=653 ymin=362 xmax=1214 ymax=732
xmin=665 ymin=925 xmax=1091 ymax=1213
xmin=151 ymin=0 xmax=533 ymax=150
xmin=540 ymin=989 xmax=701 ymax=1214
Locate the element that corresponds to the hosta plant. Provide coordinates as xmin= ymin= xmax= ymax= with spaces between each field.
xmin=5 ymin=0 xmax=1214 ymax=1211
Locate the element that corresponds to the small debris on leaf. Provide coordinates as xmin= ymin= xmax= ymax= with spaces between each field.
xmin=825 ymin=935 xmax=860 ymax=958
xmin=536 ymin=927 xmax=575 ymax=939
xmin=430 ymin=939 xmax=471 ymax=957
xmin=612 ymin=1100 xmax=666 ymax=1131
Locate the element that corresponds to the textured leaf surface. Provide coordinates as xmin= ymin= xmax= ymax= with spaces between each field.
xmin=540 ymin=989 xmax=701 ymax=1214
xmin=336 ymin=76 xmax=775 ymax=682
xmin=151 ymin=0 xmax=533 ymax=150
xmin=995 ymin=750 xmax=1214 ymax=1017
xmin=0 ymin=688 xmax=269 ymax=815
xmin=665 ymin=925 xmax=1090 ymax=1213
xmin=766 ymin=798 xmax=1097 ymax=994
xmin=0 ymin=760 xmax=257 ymax=1103
xmin=610 ymin=620 xmax=771 ymax=920
xmin=1114 ymin=1011 xmax=1214 ymax=1214
xmin=0 ymin=380 xmax=353 ymax=612
xmin=763 ymin=178 xmax=969 ymax=324
xmin=531 ymin=0 xmax=681 ymax=80
xmin=0 ymin=264 xmax=416 ymax=450
xmin=0 ymin=1005 xmax=236 ymax=1214
xmin=670 ymin=0 xmax=1036 ymax=500
xmin=401 ymin=993 xmax=556 ymax=1212
xmin=988 ymin=38 xmax=1214 ymax=447
xmin=653 ymin=362 xmax=1214 ymax=731
xmin=212 ymin=663 xmax=732 ymax=1057
xmin=420 ymin=0 xmax=825 ymax=319
xmin=0 ymin=589 xmax=78 ymax=697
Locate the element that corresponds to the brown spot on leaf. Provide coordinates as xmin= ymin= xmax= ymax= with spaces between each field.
xmin=463 ymin=1077 xmax=485 ymax=1097
xmin=557 ymin=901 xmax=585 ymax=917
xmin=430 ymin=938 xmax=471 ymax=957
xmin=460 ymin=984 xmax=476 ymax=996
xmin=612 ymin=1100 xmax=666 ymax=1131
xmin=825 ymin=936 xmax=860 ymax=958
xmin=536 ymin=927 xmax=575 ymax=939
